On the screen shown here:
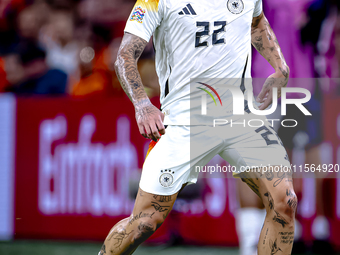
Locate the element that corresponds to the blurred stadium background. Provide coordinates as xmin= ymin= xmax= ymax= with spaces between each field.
xmin=1 ymin=0 xmax=340 ymax=254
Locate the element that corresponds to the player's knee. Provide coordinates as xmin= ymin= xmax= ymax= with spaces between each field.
xmin=153 ymin=214 xmax=167 ymax=229
xmin=132 ymin=220 xmax=156 ymax=244
xmin=274 ymin=190 xmax=297 ymax=222
xmin=284 ymin=192 xmax=297 ymax=219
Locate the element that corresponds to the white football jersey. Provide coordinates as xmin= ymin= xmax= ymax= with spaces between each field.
xmin=125 ymin=0 xmax=263 ymax=125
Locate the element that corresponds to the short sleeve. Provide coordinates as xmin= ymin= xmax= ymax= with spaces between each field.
xmin=253 ymin=0 xmax=262 ymax=17
xmin=124 ymin=0 xmax=164 ymax=42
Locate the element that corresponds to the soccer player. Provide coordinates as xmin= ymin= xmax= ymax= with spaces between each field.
xmin=99 ymin=0 xmax=297 ymax=254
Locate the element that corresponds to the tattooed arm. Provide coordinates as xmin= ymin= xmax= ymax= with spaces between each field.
xmin=114 ymin=33 xmax=165 ymax=141
xmin=251 ymin=12 xmax=290 ymax=110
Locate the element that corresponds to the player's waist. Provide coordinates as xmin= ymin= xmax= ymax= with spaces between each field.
xmin=162 ymin=97 xmax=257 ymax=126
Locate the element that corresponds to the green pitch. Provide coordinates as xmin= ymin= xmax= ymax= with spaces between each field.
xmin=0 ymin=241 xmax=238 ymax=255
xmin=0 ymin=240 xmax=336 ymax=255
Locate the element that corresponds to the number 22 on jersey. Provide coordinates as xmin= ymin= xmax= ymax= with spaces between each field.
xmin=195 ymin=21 xmax=227 ymax=48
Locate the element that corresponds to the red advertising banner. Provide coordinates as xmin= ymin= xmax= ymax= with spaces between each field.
xmin=13 ymin=95 xmax=238 ymax=245
xmin=15 ymin=96 xmax=147 ymax=240
xmin=12 ymin=94 xmax=340 ymax=250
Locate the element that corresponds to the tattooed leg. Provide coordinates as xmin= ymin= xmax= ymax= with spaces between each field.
xmin=99 ymin=188 xmax=179 ymax=255
xmin=241 ymin=167 xmax=297 ymax=255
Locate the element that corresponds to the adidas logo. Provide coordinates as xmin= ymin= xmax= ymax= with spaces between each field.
xmin=178 ymin=4 xmax=196 ymax=15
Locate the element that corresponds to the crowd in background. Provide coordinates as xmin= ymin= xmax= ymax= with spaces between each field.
xmin=0 ymin=0 xmax=159 ymax=97
xmin=0 ymin=0 xmax=339 ymax=95
xmin=0 ymin=0 xmax=340 ymax=96
xmin=1 ymin=0 xmax=340 ymax=253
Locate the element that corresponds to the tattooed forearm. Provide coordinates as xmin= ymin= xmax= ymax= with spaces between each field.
xmin=253 ymin=35 xmax=265 ymax=52
xmin=279 ymin=66 xmax=289 ymax=79
xmin=114 ymin=33 xmax=149 ymax=106
xmin=252 ymin=13 xmax=262 ymax=27
xmin=251 ymin=12 xmax=289 ymax=75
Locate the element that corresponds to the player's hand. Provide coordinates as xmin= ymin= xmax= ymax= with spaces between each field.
xmin=256 ymin=67 xmax=289 ymax=110
xmin=135 ymin=99 xmax=165 ymax=142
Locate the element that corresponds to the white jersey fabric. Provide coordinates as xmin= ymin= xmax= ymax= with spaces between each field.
xmin=125 ymin=0 xmax=263 ymax=125
xmin=140 ymin=119 xmax=290 ymax=196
